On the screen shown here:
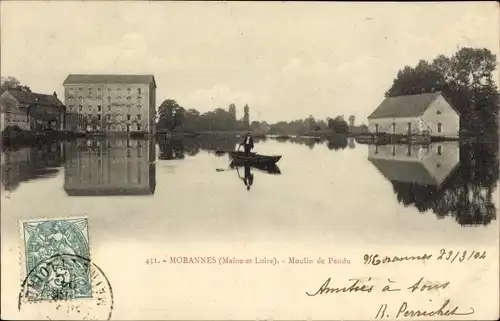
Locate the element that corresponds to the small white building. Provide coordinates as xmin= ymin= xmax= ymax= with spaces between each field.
xmin=367 ymin=92 xmax=460 ymax=137
xmin=0 ymin=89 xmax=66 ymax=132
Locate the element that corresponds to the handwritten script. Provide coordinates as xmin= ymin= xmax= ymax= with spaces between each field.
xmin=306 ymin=276 xmax=475 ymax=318
xmin=363 ymin=249 xmax=487 ymax=265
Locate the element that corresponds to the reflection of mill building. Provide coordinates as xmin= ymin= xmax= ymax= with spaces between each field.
xmin=63 ymin=74 xmax=156 ymax=134
xmin=368 ymin=142 xmax=460 ymax=188
xmin=64 ymin=139 xmax=156 ymax=196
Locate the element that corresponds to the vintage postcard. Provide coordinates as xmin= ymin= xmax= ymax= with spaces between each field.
xmin=1 ymin=1 xmax=499 ymax=320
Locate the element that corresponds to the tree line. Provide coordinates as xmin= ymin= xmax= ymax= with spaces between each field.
xmin=156 ymin=100 xmax=251 ymax=132
xmin=156 ymin=99 xmax=366 ymax=135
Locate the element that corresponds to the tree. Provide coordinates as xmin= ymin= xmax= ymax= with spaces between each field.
xmin=348 ymin=115 xmax=356 ymax=127
xmin=242 ymin=104 xmax=250 ymax=129
xmin=0 ymin=77 xmax=31 ymax=95
xmin=328 ymin=116 xmax=349 ymax=133
xmin=183 ymin=109 xmax=201 ymax=131
xmin=305 ymin=115 xmax=318 ymax=131
xmin=157 ymin=99 xmax=184 ymax=131
xmin=228 ymin=104 xmax=236 ymax=120
xmin=385 ymin=47 xmax=499 ymax=134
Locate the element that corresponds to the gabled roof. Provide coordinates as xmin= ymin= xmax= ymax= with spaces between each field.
xmin=63 ymin=74 xmax=156 ymax=87
xmin=368 ymin=92 xmax=450 ymax=119
xmin=5 ymin=89 xmax=65 ymax=108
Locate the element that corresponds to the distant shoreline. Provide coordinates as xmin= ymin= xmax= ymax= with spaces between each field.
xmin=3 ymin=128 xmax=498 ymax=150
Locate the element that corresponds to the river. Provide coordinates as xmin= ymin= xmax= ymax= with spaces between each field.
xmin=1 ymin=135 xmax=498 ymax=247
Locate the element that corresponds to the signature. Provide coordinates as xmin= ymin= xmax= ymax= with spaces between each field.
xmin=374 ymin=300 xmax=475 ymax=319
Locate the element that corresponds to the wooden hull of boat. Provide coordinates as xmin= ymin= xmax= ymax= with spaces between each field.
xmin=229 ymin=151 xmax=282 ymax=165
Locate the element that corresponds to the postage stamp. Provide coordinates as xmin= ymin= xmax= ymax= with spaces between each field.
xmin=21 ymin=217 xmax=91 ymax=301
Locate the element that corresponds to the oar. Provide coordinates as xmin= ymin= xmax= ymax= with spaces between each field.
xmin=214 ymin=150 xmax=233 ymax=155
xmin=215 ymin=144 xmax=243 ymax=155
xmin=216 ymin=167 xmax=236 ymax=172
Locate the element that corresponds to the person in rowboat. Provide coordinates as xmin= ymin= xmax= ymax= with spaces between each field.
xmin=239 ymin=132 xmax=254 ymax=156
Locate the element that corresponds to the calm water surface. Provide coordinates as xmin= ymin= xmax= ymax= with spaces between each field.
xmin=1 ymin=136 xmax=498 ymax=246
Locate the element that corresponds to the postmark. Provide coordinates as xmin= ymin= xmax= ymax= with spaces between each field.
xmin=18 ymin=254 xmax=114 ymax=320
xmin=22 ymin=217 xmax=91 ymax=301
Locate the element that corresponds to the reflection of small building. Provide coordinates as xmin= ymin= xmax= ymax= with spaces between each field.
xmin=0 ymin=89 xmax=65 ymax=131
xmin=1 ymin=143 xmax=63 ymax=192
xmin=368 ymin=142 xmax=460 ymax=188
xmin=64 ymin=139 xmax=156 ymax=195
xmin=367 ymin=92 xmax=460 ymax=138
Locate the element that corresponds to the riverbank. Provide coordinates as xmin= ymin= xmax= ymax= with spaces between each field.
xmin=1 ymin=129 xmax=85 ymax=149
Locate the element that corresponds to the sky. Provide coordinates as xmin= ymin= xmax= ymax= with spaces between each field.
xmin=1 ymin=1 xmax=499 ymax=124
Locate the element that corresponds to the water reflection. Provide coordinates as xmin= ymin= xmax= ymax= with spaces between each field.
xmin=229 ymin=162 xmax=282 ymax=191
xmin=368 ymin=141 xmax=498 ymax=226
xmin=2 ymin=135 xmax=497 ymax=228
xmin=271 ymin=135 xmax=349 ymax=150
xmin=64 ymin=139 xmax=156 ymax=196
xmin=1 ymin=142 xmax=63 ymax=192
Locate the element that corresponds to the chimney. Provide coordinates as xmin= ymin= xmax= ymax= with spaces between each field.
xmin=53 ymin=91 xmax=57 ymax=97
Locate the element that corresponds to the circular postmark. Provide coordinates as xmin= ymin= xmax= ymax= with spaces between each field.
xmin=19 ymin=254 xmax=113 ymax=320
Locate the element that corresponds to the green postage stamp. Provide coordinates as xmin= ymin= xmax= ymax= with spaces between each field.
xmin=21 ymin=217 xmax=91 ymax=301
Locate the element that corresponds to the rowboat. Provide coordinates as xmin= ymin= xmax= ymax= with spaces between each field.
xmin=229 ymin=151 xmax=282 ymax=165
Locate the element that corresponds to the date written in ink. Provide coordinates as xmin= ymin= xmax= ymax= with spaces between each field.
xmin=436 ymin=249 xmax=486 ymax=263
xmin=364 ymin=250 xmax=486 ymax=265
